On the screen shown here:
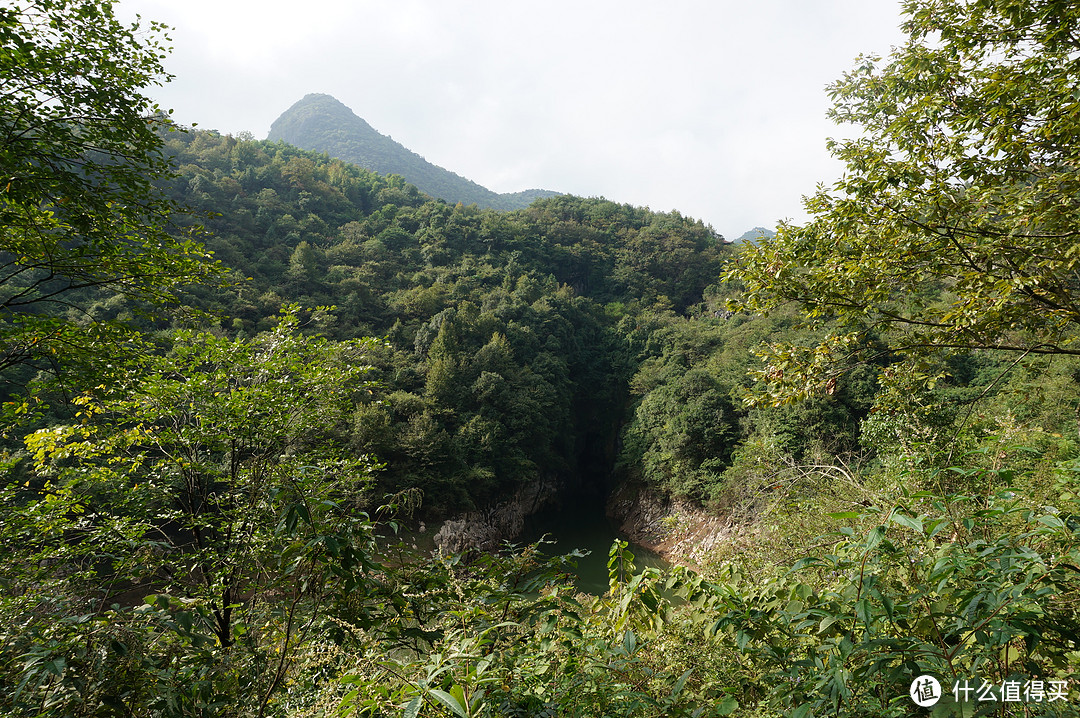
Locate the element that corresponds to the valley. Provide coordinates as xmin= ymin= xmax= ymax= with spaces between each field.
xmin=5 ymin=1 xmax=1080 ymax=716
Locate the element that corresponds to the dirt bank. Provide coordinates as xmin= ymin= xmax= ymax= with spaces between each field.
xmin=606 ymin=482 xmax=733 ymax=569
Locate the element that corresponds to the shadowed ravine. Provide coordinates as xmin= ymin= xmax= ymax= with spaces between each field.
xmin=516 ymin=490 xmax=669 ymax=595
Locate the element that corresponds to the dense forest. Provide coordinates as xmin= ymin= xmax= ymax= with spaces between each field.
xmin=155 ymin=128 xmax=743 ymax=515
xmin=4 ymin=0 xmax=1080 ymax=716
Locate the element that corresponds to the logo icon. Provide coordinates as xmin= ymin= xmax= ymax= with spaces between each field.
xmin=910 ymin=675 xmax=942 ymax=707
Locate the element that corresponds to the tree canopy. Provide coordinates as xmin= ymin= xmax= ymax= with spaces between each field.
xmin=0 ymin=0 xmax=219 ymax=382
xmin=731 ymin=0 xmax=1080 ymax=404
xmin=9 ymin=0 xmax=1080 ymax=716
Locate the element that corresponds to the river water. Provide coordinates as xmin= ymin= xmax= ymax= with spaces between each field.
xmin=383 ymin=492 xmax=669 ymax=596
xmin=516 ymin=493 xmax=669 ymax=595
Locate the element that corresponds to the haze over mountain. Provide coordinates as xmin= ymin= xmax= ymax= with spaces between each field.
xmin=267 ymin=94 xmax=560 ymax=211
xmin=734 ymin=226 xmax=777 ymax=244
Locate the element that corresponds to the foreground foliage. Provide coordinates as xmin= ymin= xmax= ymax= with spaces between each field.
xmin=7 ymin=0 xmax=1080 ymax=716
xmin=732 ymin=0 xmax=1080 ymax=405
xmin=709 ymin=459 xmax=1080 ymax=717
xmin=1 ymin=314 xmax=382 ymax=716
xmin=0 ymin=0 xmax=221 ymax=384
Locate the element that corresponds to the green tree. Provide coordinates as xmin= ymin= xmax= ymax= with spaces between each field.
xmin=622 ymin=367 xmax=736 ymax=501
xmin=731 ymin=0 xmax=1080 ymax=404
xmin=0 ymin=311 xmax=381 ymax=715
xmin=711 ymin=477 xmax=1080 ymax=718
xmin=0 ymin=0 xmax=219 ymax=381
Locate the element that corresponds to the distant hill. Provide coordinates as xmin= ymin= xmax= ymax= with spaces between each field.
xmin=267 ymin=94 xmax=560 ymax=211
xmin=734 ymin=226 xmax=776 ymax=244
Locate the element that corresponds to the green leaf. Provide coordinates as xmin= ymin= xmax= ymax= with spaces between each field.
xmin=669 ymin=668 xmax=693 ymax=699
xmin=1038 ymin=514 xmax=1065 ymax=529
xmin=623 ymin=629 xmax=637 ymax=655
xmin=428 ymin=689 xmax=468 ymax=718
xmin=865 ymin=525 xmax=886 ymax=551
xmin=42 ymin=657 xmax=66 ymax=677
xmin=890 ymin=512 xmax=924 ymax=534
xmin=716 ymin=696 xmax=739 ymax=715
xmin=855 ymin=598 xmax=873 ymax=627
xmin=792 ymin=557 xmax=823 ymax=571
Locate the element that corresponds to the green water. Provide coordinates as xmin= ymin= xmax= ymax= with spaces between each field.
xmin=381 ymin=492 xmax=670 ymax=596
xmin=517 ymin=495 xmax=669 ymax=595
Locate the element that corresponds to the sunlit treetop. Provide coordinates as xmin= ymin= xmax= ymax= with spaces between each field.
xmin=729 ymin=0 xmax=1080 ymax=405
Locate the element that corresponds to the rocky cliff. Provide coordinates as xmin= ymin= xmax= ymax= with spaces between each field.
xmin=434 ymin=475 xmax=561 ymax=553
xmin=607 ymin=483 xmax=733 ymax=568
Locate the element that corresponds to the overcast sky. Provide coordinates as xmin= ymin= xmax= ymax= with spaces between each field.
xmin=118 ymin=0 xmax=907 ymax=240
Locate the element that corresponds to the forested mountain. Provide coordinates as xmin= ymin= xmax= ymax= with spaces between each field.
xmin=267 ymin=93 xmax=560 ymax=210
xmin=148 ymin=129 xmax=889 ymax=520
xmin=6 ymin=1 xmax=1080 ymax=716
xmin=153 ymin=129 xmax=751 ymax=514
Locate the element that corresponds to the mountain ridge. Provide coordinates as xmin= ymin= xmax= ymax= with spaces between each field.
xmin=267 ymin=93 xmax=560 ymax=210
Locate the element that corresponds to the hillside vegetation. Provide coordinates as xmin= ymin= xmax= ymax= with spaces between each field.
xmin=3 ymin=1 xmax=1080 ymax=716
xmin=267 ymin=94 xmax=560 ymax=210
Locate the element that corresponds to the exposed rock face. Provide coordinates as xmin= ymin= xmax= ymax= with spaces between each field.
xmin=434 ymin=476 xmax=561 ymax=553
xmin=607 ymin=483 xmax=732 ymax=568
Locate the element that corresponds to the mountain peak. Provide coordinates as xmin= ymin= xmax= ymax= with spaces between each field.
xmin=734 ymin=226 xmax=777 ymax=244
xmin=267 ymin=94 xmax=559 ymax=210
xmin=277 ymin=93 xmax=375 ymax=129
